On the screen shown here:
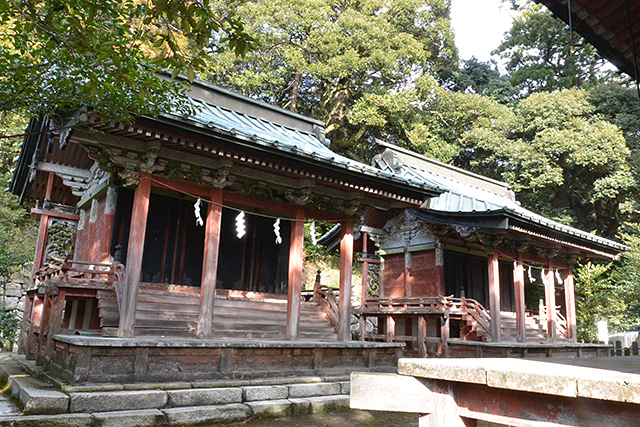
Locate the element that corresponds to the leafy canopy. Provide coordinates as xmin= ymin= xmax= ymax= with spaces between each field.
xmin=206 ymin=0 xmax=457 ymax=158
xmin=0 ymin=0 xmax=256 ymax=125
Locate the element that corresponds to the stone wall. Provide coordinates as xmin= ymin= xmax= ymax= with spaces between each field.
xmin=1 ymin=267 xmax=31 ymax=313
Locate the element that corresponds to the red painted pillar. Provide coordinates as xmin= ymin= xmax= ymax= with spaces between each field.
xmin=32 ymin=172 xmax=55 ymax=274
xmin=544 ymin=262 xmax=557 ymax=342
xmin=487 ymin=252 xmax=501 ymax=342
xmin=513 ymin=254 xmax=526 ymax=343
xmin=338 ymin=219 xmax=354 ymax=341
xmin=118 ymin=174 xmax=151 ymax=338
xmin=197 ymin=188 xmax=223 ymax=339
xmin=286 ymin=206 xmax=305 ymax=340
xmin=564 ymin=266 xmax=577 ymax=342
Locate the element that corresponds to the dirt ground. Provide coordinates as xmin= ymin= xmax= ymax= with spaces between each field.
xmin=222 ymin=410 xmax=418 ymax=426
xmin=219 ymin=410 xmax=499 ymax=426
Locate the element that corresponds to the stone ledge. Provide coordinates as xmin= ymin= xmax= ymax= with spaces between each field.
xmin=10 ymin=376 xmax=69 ymax=415
xmin=91 ymin=409 xmax=166 ymax=427
xmin=69 ymin=390 xmax=168 ymax=413
xmin=0 ymin=413 xmax=93 ymax=427
xmin=162 ymin=403 xmax=252 ymax=425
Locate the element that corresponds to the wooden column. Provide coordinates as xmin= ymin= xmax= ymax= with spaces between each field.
xmin=359 ymin=232 xmax=368 ymax=341
xmin=487 ymin=252 xmax=501 ymax=342
xmin=564 ymin=266 xmax=577 ymax=342
xmin=544 ymin=263 xmax=557 ymax=342
xmin=32 ymin=172 xmax=55 ymax=274
xmin=197 ymin=188 xmax=223 ymax=339
xmin=118 ymin=174 xmax=151 ymax=338
xmin=338 ymin=219 xmax=354 ymax=341
xmin=513 ymin=254 xmax=526 ymax=343
xmin=285 ymin=206 xmax=305 ymax=340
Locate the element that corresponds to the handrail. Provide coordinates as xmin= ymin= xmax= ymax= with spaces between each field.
xmin=313 ymin=280 xmax=339 ymax=333
xmin=33 ymin=260 xmax=126 ymax=317
xmin=362 ymin=295 xmax=492 ymax=340
xmin=539 ymin=305 xmax=569 ymax=338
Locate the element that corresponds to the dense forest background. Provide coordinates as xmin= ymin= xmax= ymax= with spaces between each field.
xmin=2 ymin=0 xmax=640 ymax=341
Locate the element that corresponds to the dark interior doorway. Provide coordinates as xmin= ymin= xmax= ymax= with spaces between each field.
xmin=216 ymin=208 xmax=291 ymax=295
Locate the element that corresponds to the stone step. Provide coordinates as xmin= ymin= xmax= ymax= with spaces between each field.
xmin=0 ymin=396 xmax=351 ymax=426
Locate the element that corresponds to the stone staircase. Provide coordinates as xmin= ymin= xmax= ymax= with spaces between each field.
xmin=0 ymin=354 xmax=350 ymax=426
xmin=98 ymin=288 xmax=337 ymax=340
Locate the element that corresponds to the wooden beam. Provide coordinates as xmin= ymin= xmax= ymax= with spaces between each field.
xmin=487 ymin=252 xmax=501 ymax=342
xmin=197 ymin=188 xmax=223 ymax=339
xmin=565 ymin=266 xmax=577 ymax=342
xmin=544 ymin=262 xmax=556 ymax=342
xmin=513 ymin=254 xmax=526 ymax=343
xmin=338 ymin=219 xmax=354 ymax=341
xmin=118 ymin=174 xmax=151 ymax=338
xmin=285 ymin=206 xmax=305 ymax=340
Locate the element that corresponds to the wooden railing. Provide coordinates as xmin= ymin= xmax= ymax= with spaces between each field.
xmin=313 ymin=279 xmax=339 ymax=333
xmin=362 ymin=295 xmax=492 ymax=339
xmin=539 ymin=304 xmax=569 ymax=339
xmin=34 ymin=260 xmax=125 ymax=314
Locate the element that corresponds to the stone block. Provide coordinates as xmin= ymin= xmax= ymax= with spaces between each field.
xmin=338 ymin=381 xmax=350 ymax=394
xmin=3 ymin=299 xmax=18 ymax=310
xmin=307 ymin=395 xmax=350 ymax=413
xmin=242 ymin=385 xmax=289 ymax=402
xmin=69 ymin=390 xmax=167 ymax=413
xmin=0 ymin=413 xmax=93 ymax=426
xmin=162 ymin=403 xmax=251 ymax=425
xmin=92 ymin=409 xmax=166 ymax=427
xmin=11 ymin=376 xmax=69 ymax=415
xmin=167 ymin=387 xmax=242 ymax=407
xmin=247 ymin=399 xmax=292 ymax=418
xmin=122 ymin=381 xmax=192 ymax=391
xmin=285 ymin=398 xmax=313 ymax=416
xmin=4 ymin=284 xmax=22 ymax=298
xmin=288 ymin=382 xmax=340 ymax=398
xmin=61 ymin=383 xmax=125 ymax=393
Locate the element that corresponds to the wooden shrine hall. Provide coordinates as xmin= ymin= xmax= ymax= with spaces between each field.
xmin=350 ymin=142 xmax=626 ymax=358
xmin=9 ymin=81 xmax=442 ymax=383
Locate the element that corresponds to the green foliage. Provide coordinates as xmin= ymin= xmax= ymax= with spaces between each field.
xmin=0 ymin=308 xmax=20 ymax=350
xmin=462 ymin=88 xmax=633 ymax=237
xmin=450 ymin=57 xmax=518 ymax=104
xmin=574 ymin=261 xmax=625 ymax=342
xmin=206 ymin=0 xmax=457 ymax=159
xmin=494 ymin=2 xmax=615 ymax=95
xmin=0 ymin=0 xmax=257 ymax=123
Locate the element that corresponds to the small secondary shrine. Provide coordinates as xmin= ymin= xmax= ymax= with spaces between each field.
xmin=354 ymin=142 xmax=625 ymax=357
xmin=10 ymin=82 xmax=440 ymax=383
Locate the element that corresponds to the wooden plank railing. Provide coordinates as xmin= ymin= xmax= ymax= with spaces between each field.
xmin=362 ymin=296 xmax=492 ymax=340
xmin=313 ymin=282 xmax=339 ymax=333
xmin=539 ymin=305 xmax=569 ymax=339
xmin=33 ymin=260 xmax=125 ymax=316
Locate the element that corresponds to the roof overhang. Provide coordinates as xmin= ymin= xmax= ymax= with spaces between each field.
xmin=534 ymin=0 xmax=640 ymax=80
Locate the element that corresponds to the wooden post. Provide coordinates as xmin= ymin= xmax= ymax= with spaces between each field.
xmin=418 ymin=316 xmax=427 ymax=357
xmin=487 ymin=252 xmax=501 ymax=342
xmin=285 ymin=206 xmax=305 ymax=340
xmin=564 ymin=266 xmax=577 ymax=342
xmin=338 ymin=219 xmax=354 ymax=341
xmin=118 ymin=174 xmax=151 ymax=338
xmin=197 ymin=188 xmax=223 ymax=339
xmin=513 ymin=254 xmax=526 ymax=343
xmin=544 ymin=263 xmax=557 ymax=342
xmin=359 ymin=232 xmax=369 ymax=341
xmin=32 ymin=172 xmax=55 ymax=275
xmin=440 ymin=313 xmax=450 ymax=357
xmin=385 ymin=316 xmax=396 ymax=343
